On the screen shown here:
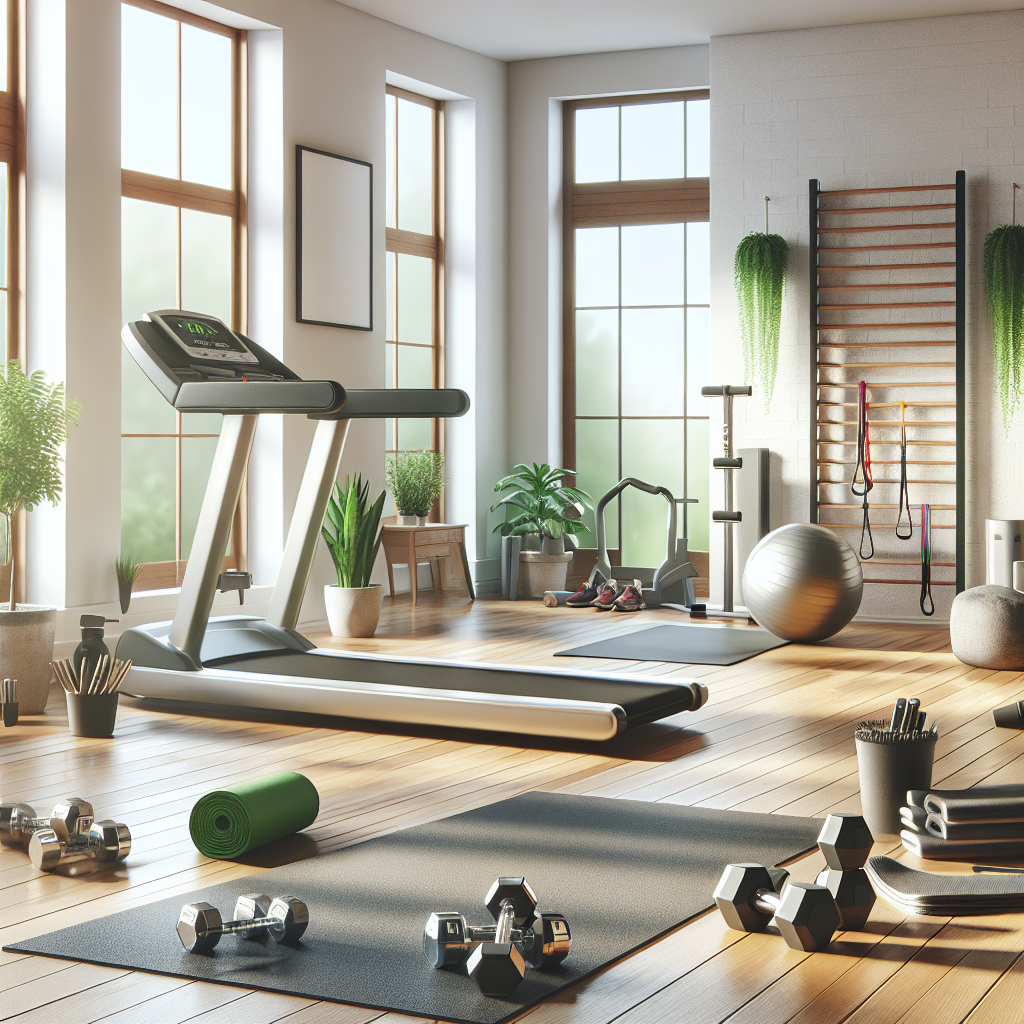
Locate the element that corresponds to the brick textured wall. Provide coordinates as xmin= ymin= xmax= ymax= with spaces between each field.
xmin=710 ymin=11 xmax=1024 ymax=621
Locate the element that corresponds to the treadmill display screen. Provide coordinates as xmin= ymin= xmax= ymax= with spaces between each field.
xmin=166 ymin=316 xmax=247 ymax=355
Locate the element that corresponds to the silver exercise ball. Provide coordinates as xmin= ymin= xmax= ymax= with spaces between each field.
xmin=742 ymin=524 xmax=863 ymax=642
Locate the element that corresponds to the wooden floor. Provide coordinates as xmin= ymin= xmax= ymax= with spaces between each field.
xmin=1 ymin=595 xmax=1022 ymax=1024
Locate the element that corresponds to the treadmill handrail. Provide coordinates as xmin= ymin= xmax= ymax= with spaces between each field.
xmin=312 ymin=388 xmax=470 ymax=419
xmin=176 ymin=378 xmax=345 ymax=415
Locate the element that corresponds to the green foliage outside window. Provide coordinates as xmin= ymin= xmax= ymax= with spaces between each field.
xmin=0 ymin=361 xmax=80 ymax=610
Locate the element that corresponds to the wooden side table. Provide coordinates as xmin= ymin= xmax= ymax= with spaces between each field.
xmin=381 ymin=524 xmax=476 ymax=606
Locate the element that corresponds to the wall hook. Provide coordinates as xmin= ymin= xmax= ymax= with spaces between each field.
xmin=1013 ymin=183 xmax=1020 ymax=225
xmin=764 ymin=195 xmax=770 ymax=233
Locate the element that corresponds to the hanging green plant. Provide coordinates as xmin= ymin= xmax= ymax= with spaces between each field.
xmin=734 ymin=229 xmax=788 ymax=411
xmin=983 ymin=222 xmax=1024 ymax=432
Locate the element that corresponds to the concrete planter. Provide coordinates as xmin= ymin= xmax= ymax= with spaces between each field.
xmin=324 ymin=584 xmax=384 ymax=638
xmin=518 ymin=552 xmax=572 ymax=599
xmin=0 ymin=605 xmax=57 ymax=715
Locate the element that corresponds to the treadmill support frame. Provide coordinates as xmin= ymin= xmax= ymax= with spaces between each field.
xmin=169 ymin=414 xmax=258 ymax=663
xmin=266 ymin=418 xmax=351 ymax=631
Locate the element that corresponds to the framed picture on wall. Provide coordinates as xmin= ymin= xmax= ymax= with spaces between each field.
xmin=296 ymin=145 xmax=373 ymax=330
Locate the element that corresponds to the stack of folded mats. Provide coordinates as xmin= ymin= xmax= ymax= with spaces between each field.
xmin=899 ymin=784 xmax=1023 ymax=861
xmin=866 ymin=855 xmax=1024 ymax=916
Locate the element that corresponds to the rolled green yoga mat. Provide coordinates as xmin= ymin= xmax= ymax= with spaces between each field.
xmin=189 ymin=771 xmax=320 ymax=859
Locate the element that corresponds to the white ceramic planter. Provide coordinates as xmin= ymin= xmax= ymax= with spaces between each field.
xmin=0 ymin=605 xmax=57 ymax=714
xmin=324 ymin=584 xmax=384 ymax=638
xmin=517 ymin=552 xmax=572 ymax=599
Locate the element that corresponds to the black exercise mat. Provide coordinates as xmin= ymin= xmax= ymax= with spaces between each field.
xmin=6 ymin=793 xmax=821 ymax=1024
xmin=556 ymin=622 xmax=788 ymax=665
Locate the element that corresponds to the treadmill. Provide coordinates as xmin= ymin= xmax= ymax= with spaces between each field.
xmin=116 ymin=310 xmax=708 ymax=742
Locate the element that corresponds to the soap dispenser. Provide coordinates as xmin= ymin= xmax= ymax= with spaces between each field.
xmin=72 ymin=615 xmax=118 ymax=686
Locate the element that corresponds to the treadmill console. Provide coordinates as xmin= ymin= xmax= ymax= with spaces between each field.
xmin=148 ymin=311 xmax=260 ymax=366
xmin=122 ymin=309 xmax=346 ymax=416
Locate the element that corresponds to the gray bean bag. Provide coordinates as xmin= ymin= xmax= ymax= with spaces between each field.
xmin=949 ymin=585 xmax=1024 ymax=670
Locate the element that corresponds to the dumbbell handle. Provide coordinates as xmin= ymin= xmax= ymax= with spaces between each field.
xmin=217 ymin=914 xmax=280 ymax=937
xmin=752 ymin=888 xmax=784 ymax=917
xmin=467 ymin=923 xmax=528 ymax=943
xmin=13 ymin=814 xmax=49 ymax=831
xmin=65 ymin=825 xmax=130 ymax=853
xmin=494 ymin=900 xmax=515 ymax=944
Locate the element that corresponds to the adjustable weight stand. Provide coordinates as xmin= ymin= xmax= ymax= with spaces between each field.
xmin=696 ymin=385 xmax=753 ymax=620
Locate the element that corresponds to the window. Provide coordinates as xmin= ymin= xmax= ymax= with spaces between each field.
xmin=383 ymin=85 xmax=443 ymax=515
xmin=119 ymin=0 xmax=245 ymax=590
xmin=563 ymin=92 xmax=710 ymax=566
xmin=0 ymin=0 xmax=23 ymax=604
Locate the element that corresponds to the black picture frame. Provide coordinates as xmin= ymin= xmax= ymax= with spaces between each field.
xmin=295 ymin=144 xmax=373 ymax=331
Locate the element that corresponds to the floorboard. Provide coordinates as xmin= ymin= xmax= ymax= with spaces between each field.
xmin=1 ymin=594 xmax=1021 ymax=1024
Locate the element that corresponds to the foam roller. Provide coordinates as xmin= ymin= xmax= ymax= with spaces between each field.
xmin=189 ymin=771 xmax=320 ymax=859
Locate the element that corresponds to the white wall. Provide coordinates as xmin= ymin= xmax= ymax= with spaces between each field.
xmin=710 ymin=11 xmax=1024 ymax=620
xmin=27 ymin=0 xmax=507 ymax=637
xmin=505 ymin=45 xmax=710 ymax=494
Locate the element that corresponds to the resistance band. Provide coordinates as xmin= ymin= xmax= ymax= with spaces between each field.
xmin=895 ymin=401 xmax=913 ymax=540
xmin=851 ymin=381 xmax=874 ymax=559
xmin=851 ymin=381 xmax=872 ymax=496
xmin=920 ymin=503 xmax=934 ymax=616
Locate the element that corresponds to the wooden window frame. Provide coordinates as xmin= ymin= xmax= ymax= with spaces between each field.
xmin=120 ymin=0 xmax=247 ymax=592
xmin=384 ymin=84 xmax=445 ymax=519
xmin=562 ymin=91 xmax=710 ymax=547
xmin=0 ymin=0 xmax=25 ymax=604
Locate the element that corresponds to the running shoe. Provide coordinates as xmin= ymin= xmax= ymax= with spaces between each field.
xmin=613 ymin=580 xmax=646 ymax=613
xmin=591 ymin=580 xmax=620 ymax=610
xmin=565 ymin=581 xmax=600 ymax=607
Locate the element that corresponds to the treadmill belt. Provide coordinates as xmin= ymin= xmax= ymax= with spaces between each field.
xmin=211 ymin=650 xmax=699 ymax=726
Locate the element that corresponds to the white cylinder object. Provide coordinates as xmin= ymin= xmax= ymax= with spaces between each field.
xmin=1014 ymin=561 xmax=1024 ymax=594
xmin=985 ymin=519 xmax=1024 ymax=588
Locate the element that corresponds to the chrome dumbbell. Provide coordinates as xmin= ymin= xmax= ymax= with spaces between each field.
xmin=29 ymin=819 xmax=131 ymax=871
xmin=176 ymin=893 xmax=309 ymax=954
xmin=0 ymin=797 xmax=94 ymax=847
xmin=424 ymin=877 xmax=572 ymax=997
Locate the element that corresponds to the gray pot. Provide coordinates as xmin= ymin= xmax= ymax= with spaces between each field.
xmin=0 ymin=605 xmax=57 ymax=715
xmin=518 ymin=552 xmax=573 ymax=599
xmin=540 ymin=535 xmax=565 ymax=555
xmin=521 ymin=533 xmax=541 ymax=552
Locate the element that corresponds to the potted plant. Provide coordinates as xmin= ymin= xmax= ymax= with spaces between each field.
xmin=735 ymin=228 xmax=789 ymax=411
xmin=0 ymin=361 xmax=79 ymax=714
xmin=386 ymin=451 xmax=445 ymax=525
xmin=491 ymin=463 xmax=593 ymax=599
xmin=984 ymin=221 xmax=1024 ymax=432
xmin=320 ymin=474 xmax=386 ymax=637
xmin=115 ymin=555 xmax=144 ymax=614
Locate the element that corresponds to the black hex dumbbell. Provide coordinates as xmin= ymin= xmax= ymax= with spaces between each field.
xmin=714 ymin=863 xmax=841 ymax=952
xmin=423 ymin=877 xmax=571 ymax=996
xmin=814 ymin=812 xmax=876 ymax=931
xmin=176 ymin=893 xmax=308 ymax=954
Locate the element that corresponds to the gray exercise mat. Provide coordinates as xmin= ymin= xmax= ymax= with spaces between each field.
xmin=556 ymin=623 xmax=788 ymax=665
xmin=6 ymin=793 xmax=822 ymax=1024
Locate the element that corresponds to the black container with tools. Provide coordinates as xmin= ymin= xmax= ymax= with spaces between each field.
xmin=53 ymin=617 xmax=132 ymax=738
xmin=855 ymin=696 xmax=937 ymax=837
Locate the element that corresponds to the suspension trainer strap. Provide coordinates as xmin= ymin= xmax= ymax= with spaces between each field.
xmin=853 ymin=382 xmax=874 ymax=559
xmin=860 ymin=487 xmax=875 ymax=560
xmin=851 ymin=381 xmax=872 ymax=496
xmin=920 ymin=502 xmax=934 ymax=616
xmin=895 ymin=400 xmax=913 ymax=540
